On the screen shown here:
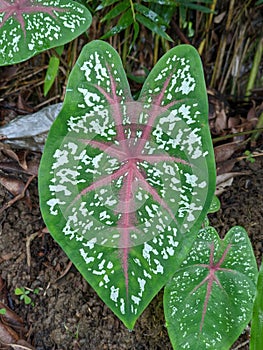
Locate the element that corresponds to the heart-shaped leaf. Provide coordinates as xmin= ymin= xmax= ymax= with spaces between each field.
xmin=39 ymin=41 xmax=216 ymax=328
xmin=0 ymin=0 xmax=92 ymax=66
xmin=164 ymin=226 xmax=258 ymax=350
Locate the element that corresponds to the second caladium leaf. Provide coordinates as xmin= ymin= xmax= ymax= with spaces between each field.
xmin=0 ymin=0 xmax=92 ymax=66
xmin=164 ymin=226 xmax=258 ymax=350
xmin=39 ymin=41 xmax=216 ymax=328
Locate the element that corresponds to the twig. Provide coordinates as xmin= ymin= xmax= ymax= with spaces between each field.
xmin=0 ymin=175 xmax=36 ymax=215
xmin=26 ymin=230 xmax=42 ymax=268
xmin=231 ymin=339 xmax=249 ymax=350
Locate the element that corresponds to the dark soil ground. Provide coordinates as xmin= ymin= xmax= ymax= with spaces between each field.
xmin=0 ymin=150 xmax=262 ymax=350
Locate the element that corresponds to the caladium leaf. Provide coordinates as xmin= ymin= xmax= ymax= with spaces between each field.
xmin=39 ymin=41 xmax=216 ymax=329
xmin=250 ymin=260 xmax=263 ymax=350
xmin=0 ymin=0 xmax=92 ymax=66
xmin=164 ymin=226 xmax=258 ymax=350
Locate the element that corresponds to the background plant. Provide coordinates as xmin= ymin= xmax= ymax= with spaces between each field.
xmin=89 ymin=0 xmax=213 ymax=67
xmin=15 ymin=287 xmax=39 ymax=306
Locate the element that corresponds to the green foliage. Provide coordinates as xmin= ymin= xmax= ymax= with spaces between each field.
xmin=39 ymin=40 xmax=215 ymax=329
xmin=15 ymin=287 xmax=32 ymax=305
xmin=15 ymin=287 xmax=39 ymax=305
xmin=98 ymin=0 xmax=173 ymax=41
xmin=164 ymin=226 xmax=258 ymax=350
xmin=0 ymin=308 xmax=6 ymax=315
xmin=244 ymin=150 xmax=256 ymax=163
xmin=96 ymin=0 xmax=213 ymax=43
xmin=44 ymin=55 xmax=60 ymax=96
xmin=43 ymin=45 xmax=64 ymax=96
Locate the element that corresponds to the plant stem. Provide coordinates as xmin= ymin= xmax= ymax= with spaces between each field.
xmin=153 ymin=35 xmax=159 ymax=66
xmin=198 ymin=0 xmax=217 ymax=56
xmin=210 ymin=0 xmax=235 ymax=88
xmin=212 ymin=127 xmax=263 ymax=143
xmin=122 ymin=27 xmax=129 ymax=68
xmin=129 ymin=0 xmax=136 ymax=22
xmin=245 ymin=37 xmax=263 ymax=100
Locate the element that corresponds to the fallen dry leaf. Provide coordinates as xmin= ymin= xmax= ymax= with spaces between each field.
xmin=0 ymin=174 xmax=25 ymax=197
xmin=0 ymin=174 xmax=34 ymax=214
xmin=214 ymin=140 xmax=245 ymax=163
xmin=0 ymin=159 xmax=39 ymax=177
xmin=1 ymin=149 xmax=28 ymax=171
xmin=0 ymin=303 xmax=25 ymax=333
xmin=0 ymin=322 xmax=19 ymax=346
xmin=216 ymin=171 xmax=250 ymax=195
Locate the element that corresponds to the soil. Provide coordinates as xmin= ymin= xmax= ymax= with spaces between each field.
xmin=0 ymin=150 xmax=262 ymax=350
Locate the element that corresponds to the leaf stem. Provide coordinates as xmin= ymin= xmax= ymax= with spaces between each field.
xmin=129 ymin=0 xmax=136 ymax=22
xmin=245 ymin=37 xmax=263 ymax=100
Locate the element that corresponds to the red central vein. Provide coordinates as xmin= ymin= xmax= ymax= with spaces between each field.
xmin=190 ymin=243 xmax=233 ymax=332
xmin=95 ymin=65 xmax=132 ymax=151
xmin=72 ymin=65 xmax=196 ymax=301
xmin=118 ymin=162 xmax=137 ymax=296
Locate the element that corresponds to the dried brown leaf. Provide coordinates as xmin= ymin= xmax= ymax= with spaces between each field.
xmin=214 ymin=141 xmax=243 ymax=163
xmin=216 ymin=159 xmax=237 ymax=175
xmin=0 ymin=303 xmax=25 ymax=332
xmin=0 ymin=322 xmax=19 ymax=345
xmin=0 ymin=174 xmax=25 ymax=197
xmin=0 ymin=158 xmax=39 ymax=176
xmin=9 ymin=339 xmax=35 ymax=350
xmin=214 ymin=11 xmax=226 ymax=24
xmin=247 ymin=105 xmax=258 ymax=128
xmin=228 ymin=116 xmax=241 ymax=129
xmin=1 ymin=149 xmax=28 ymax=171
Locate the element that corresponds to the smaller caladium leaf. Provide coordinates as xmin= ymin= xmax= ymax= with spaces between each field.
xmin=250 ymin=260 xmax=263 ymax=349
xmin=0 ymin=0 xmax=92 ymax=66
xmin=164 ymin=226 xmax=258 ymax=350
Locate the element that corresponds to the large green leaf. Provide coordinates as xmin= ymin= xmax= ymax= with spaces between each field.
xmin=39 ymin=41 xmax=216 ymax=329
xmin=0 ymin=0 xmax=92 ymax=66
xmin=164 ymin=226 xmax=258 ymax=349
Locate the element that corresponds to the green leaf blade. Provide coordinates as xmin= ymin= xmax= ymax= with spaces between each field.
xmin=133 ymin=3 xmax=168 ymax=27
xmin=164 ymin=226 xmax=258 ymax=350
xmin=135 ymin=13 xmax=173 ymax=41
xmin=100 ymin=0 xmax=130 ymax=22
xmin=100 ymin=8 xmax=133 ymax=39
xmin=44 ymin=55 xmax=60 ymax=96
